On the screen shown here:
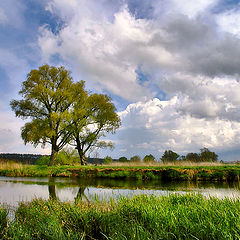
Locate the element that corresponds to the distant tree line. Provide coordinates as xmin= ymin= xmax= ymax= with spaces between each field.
xmin=0 ymin=153 xmax=46 ymax=164
xmin=116 ymin=148 xmax=218 ymax=163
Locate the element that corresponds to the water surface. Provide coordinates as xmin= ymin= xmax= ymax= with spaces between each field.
xmin=1 ymin=176 xmax=240 ymax=207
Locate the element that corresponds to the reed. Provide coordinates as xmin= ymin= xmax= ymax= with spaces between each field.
xmin=3 ymin=194 xmax=240 ymax=239
xmin=0 ymin=160 xmax=23 ymax=170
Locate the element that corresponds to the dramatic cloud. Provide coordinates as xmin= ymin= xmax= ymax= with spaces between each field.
xmin=2 ymin=0 xmax=240 ymax=160
xmin=116 ymin=98 xmax=240 ymax=159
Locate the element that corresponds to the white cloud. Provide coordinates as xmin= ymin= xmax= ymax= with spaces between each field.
xmin=216 ymin=9 xmax=240 ymax=36
xmin=116 ymin=98 xmax=240 ymax=158
xmin=39 ymin=3 xmax=178 ymax=101
xmin=35 ymin=0 xmax=240 ymax=161
xmin=0 ymin=109 xmax=50 ymax=154
xmin=170 ymin=0 xmax=218 ymax=18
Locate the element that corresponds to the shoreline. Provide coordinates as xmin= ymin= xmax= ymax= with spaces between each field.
xmin=1 ymin=164 xmax=240 ymax=182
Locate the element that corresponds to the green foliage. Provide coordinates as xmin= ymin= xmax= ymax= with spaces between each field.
xmin=70 ymin=92 xmax=121 ymax=165
xmin=11 ymin=65 xmax=121 ymax=166
xmin=186 ymin=152 xmax=200 ymax=162
xmin=143 ymin=154 xmax=155 ymax=163
xmin=35 ymin=156 xmax=50 ymax=165
xmin=5 ymin=194 xmax=240 ymax=240
xmin=36 ymin=148 xmax=79 ymax=166
xmin=161 ymin=150 xmax=179 ymax=162
xmin=130 ymin=155 xmax=141 ymax=162
xmin=118 ymin=156 xmax=128 ymax=162
xmin=10 ymin=65 xmax=80 ymax=165
xmin=0 ymin=207 xmax=7 ymax=239
xmin=200 ymin=148 xmax=218 ymax=162
xmin=103 ymin=156 xmax=113 ymax=164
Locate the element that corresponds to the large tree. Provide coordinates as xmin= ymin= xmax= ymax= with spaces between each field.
xmin=11 ymin=65 xmax=121 ymax=166
xmin=10 ymin=65 xmax=84 ymax=165
xmin=69 ymin=90 xmax=121 ymax=165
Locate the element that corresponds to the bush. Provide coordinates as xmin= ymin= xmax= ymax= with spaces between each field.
xmin=104 ymin=156 xmax=113 ymax=164
xmin=35 ymin=156 xmax=50 ymax=165
xmin=161 ymin=150 xmax=179 ymax=163
xmin=35 ymin=148 xmax=80 ymax=166
xmin=143 ymin=154 xmax=155 ymax=163
xmin=118 ymin=157 xmax=128 ymax=162
xmin=130 ymin=155 xmax=141 ymax=162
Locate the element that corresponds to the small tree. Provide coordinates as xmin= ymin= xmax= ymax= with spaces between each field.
xmin=118 ymin=156 xmax=128 ymax=162
xmin=199 ymin=148 xmax=218 ymax=162
xmin=143 ymin=154 xmax=155 ymax=163
xmin=103 ymin=156 xmax=113 ymax=164
xmin=130 ymin=155 xmax=141 ymax=162
xmin=186 ymin=153 xmax=200 ymax=162
xmin=10 ymin=65 xmax=79 ymax=165
xmin=161 ymin=150 xmax=179 ymax=163
xmin=69 ymin=92 xmax=121 ymax=165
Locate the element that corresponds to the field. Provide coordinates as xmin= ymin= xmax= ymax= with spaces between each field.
xmin=1 ymin=194 xmax=240 ymax=239
xmin=1 ymin=161 xmax=240 ymax=182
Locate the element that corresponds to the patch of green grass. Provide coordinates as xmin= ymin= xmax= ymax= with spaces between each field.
xmin=0 ymin=207 xmax=7 ymax=239
xmin=2 ymin=163 xmax=240 ymax=182
xmin=3 ymin=194 xmax=240 ymax=239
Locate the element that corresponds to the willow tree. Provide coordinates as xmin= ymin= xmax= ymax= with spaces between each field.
xmin=10 ymin=64 xmax=84 ymax=165
xmin=69 ymin=91 xmax=121 ymax=165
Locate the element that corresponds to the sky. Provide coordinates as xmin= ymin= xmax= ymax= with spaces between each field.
xmin=1 ymin=0 xmax=240 ymax=161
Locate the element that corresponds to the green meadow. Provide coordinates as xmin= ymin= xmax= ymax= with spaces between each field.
xmin=1 ymin=161 xmax=240 ymax=182
xmin=1 ymin=194 xmax=240 ymax=239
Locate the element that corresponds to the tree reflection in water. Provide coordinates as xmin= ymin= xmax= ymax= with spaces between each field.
xmin=48 ymin=177 xmax=57 ymax=200
xmin=48 ymin=177 xmax=88 ymax=202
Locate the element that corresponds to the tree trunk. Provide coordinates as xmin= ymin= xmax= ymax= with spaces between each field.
xmin=76 ymin=137 xmax=86 ymax=165
xmin=49 ymin=142 xmax=58 ymax=166
xmin=48 ymin=177 xmax=57 ymax=200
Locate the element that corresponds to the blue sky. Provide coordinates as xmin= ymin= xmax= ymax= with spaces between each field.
xmin=2 ymin=0 xmax=240 ymax=161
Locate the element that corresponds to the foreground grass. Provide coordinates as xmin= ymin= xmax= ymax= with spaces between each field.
xmin=1 ymin=161 xmax=240 ymax=181
xmin=1 ymin=194 xmax=240 ymax=239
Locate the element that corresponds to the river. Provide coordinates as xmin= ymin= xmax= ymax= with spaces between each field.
xmin=1 ymin=176 xmax=240 ymax=207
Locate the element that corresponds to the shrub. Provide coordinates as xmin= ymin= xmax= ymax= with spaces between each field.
xmin=161 ymin=150 xmax=179 ymax=163
xmin=118 ymin=157 xmax=128 ymax=162
xmin=36 ymin=148 xmax=80 ymax=166
xmin=104 ymin=156 xmax=113 ymax=164
xmin=130 ymin=155 xmax=141 ymax=162
xmin=143 ymin=154 xmax=155 ymax=163
xmin=35 ymin=156 xmax=50 ymax=165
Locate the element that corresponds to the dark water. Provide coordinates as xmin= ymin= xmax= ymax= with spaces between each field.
xmin=1 ymin=176 xmax=240 ymax=207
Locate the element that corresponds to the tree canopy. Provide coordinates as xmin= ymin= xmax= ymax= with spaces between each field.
xmin=11 ymin=65 xmax=121 ymax=165
xmin=161 ymin=150 xmax=179 ymax=163
xmin=143 ymin=154 xmax=155 ymax=163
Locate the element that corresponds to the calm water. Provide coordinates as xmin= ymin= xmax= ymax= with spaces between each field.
xmin=1 ymin=176 xmax=240 ymax=207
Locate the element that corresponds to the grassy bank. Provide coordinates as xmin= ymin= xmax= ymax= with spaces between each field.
xmin=1 ymin=162 xmax=240 ymax=181
xmin=1 ymin=194 xmax=240 ymax=239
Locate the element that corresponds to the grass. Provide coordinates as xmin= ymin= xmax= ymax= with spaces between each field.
xmin=0 ymin=206 xmax=7 ymax=239
xmin=1 ymin=160 xmax=240 ymax=182
xmin=1 ymin=194 xmax=240 ymax=239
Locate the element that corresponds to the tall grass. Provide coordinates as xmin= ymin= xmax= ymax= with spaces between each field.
xmin=0 ymin=160 xmax=23 ymax=170
xmin=2 ymin=194 xmax=240 ymax=239
xmin=0 ymin=206 xmax=7 ymax=239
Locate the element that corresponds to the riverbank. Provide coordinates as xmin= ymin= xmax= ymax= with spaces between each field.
xmin=1 ymin=194 xmax=240 ymax=239
xmin=1 ymin=163 xmax=240 ymax=182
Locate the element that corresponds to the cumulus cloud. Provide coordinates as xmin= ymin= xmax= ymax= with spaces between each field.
xmin=35 ymin=0 xmax=240 ymax=160
xmin=116 ymin=98 xmax=240 ymax=158
xmin=0 ymin=109 xmax=50 ymax=154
